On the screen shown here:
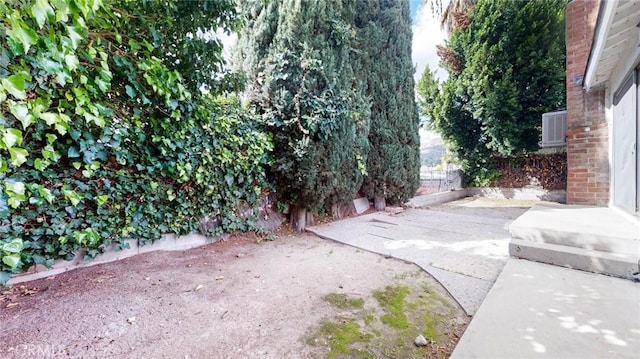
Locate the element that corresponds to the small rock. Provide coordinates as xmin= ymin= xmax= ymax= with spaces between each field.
xmin=414 ymin=334 xmax=429 ymax=347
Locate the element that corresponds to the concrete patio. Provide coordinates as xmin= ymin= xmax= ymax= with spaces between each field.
xmin=309 ymin=197 xmax=534 ymax=315
xmin=308 ymin=196 xmax=640 ymax=358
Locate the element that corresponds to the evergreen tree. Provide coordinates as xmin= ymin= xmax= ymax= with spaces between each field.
xmin=235 ymin=0 xmax=370 ymax=230
xmin=358 ymin=0 xmax=420 ymax=209
xmin=418 ymin=0 xmax=566 ymax=184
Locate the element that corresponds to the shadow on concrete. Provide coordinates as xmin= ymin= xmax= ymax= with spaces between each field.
xmin=451 ymin=259 xmax=640 ymax=358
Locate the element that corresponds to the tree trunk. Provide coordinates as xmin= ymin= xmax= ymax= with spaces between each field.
xmin=305 ymin=211 xmax=315 ymax=227
xmin=291 ymin=207 xmax=307 ymax=232
xmin=331 ymin=204 xmax=341 ymax=220
xmin=374 ymin=194 xmax=386 ymax=211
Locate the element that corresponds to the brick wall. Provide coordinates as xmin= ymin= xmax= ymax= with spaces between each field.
xmin=565 ymin=0 xmax=609 ymax=206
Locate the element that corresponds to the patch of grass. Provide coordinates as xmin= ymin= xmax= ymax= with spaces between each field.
xmin=306 ymin=282 xmax=466 ymax=358
xmin=422 ymin=308 xmax=441 ymax=342
xmin=323 ymin=293 xmax=365 ymax=310
xmin=305 ymin=318 xmax=374 ymax=359
xmin=363 ymin=312 xmax=375 ymax=327
xmin=373 ymin=285 xmax=410 ymax=330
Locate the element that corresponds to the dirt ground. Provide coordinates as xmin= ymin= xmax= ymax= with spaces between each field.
xmin=0 ymin=232 xmax=468 ymax=359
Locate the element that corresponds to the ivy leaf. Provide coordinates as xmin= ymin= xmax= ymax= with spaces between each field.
xmin=5 ymin=181 xmax=26 ymax=208
xmin=1 ymin=74 xmax=27 ymax=100
xmin=125 ymin=85 xmax=136 ymax=98
xmin=54 ymin=122 xmax=69 ymax=135
xmin=55 ymin=113 xmax=70 ymax=135
xmin=84 ymin=112 xmax=105 ymax=127
xmin=225 ymin=174 xmax=234 ymax=186
xmin=32 ymin=0 xmax=55 ymax=28
xmin=9 ymin=147 xmax=28 ymax=167
xmin=66 ymin=25 xmax=84 ymax=49
xmin=34 ymin=158 xmax=50 ymax=170
xmin=63 ymin=189 xmax=81 ymax=206
xmin=95 ymin=194 xmax=108 ymax=205
xmin=64 ymin=54 xmax=79 ymax=71
xmin=46 ymin=133 xmax=57 ymax=144
xmin=41 ymin=57 xmax=63 ymax=73
xmin=68 ymin=146 xmax=80 ymax=158
xmin=6 ymin=25 xmax=38 ymax=54
xmin=51 ymin=0 xmax=70 ymax=22
xmin=95 ymin=78 xmax=109 ymax=93
xmin=55 ymin=70 xmax=72 ymax=86
xmin=42 ymin=145 xmax=61 ymax=162
xmin=0 ymin=192 xmax=8 ymax=217
xmin=1 ymin=255 xmax=21 ymax=269
xmin=8 ymin=102 xmax=34 ymax=129
xmin=39 ymin=112 xmax=57 ymax=125
xmin=37 ymin=186 xmax=55 ymax=204
xmin=2 ymin=238 xmax=24 ymax=253
xmin=5 ymin=181 xmax=25 ymax=196
xmin=2 ymin=128 xmax=22 ymax=148
xmin=0 ymin=160 xmax=7 ymax=173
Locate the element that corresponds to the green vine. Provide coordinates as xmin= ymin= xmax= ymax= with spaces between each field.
xmin=0 ymin=0 xmax=272 ymax=283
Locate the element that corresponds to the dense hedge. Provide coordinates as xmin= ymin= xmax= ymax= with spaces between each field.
xmin=0 ymin=0 xmax=272 ymax=283
xmin=494 ymin=153 xmax=567 ymax=190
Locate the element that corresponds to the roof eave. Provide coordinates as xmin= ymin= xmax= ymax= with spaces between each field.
xmin=584 ymin=0 xmax=619 ymax=91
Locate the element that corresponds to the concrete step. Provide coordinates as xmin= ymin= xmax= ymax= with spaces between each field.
xmin=510 ymin=238 xmax=638 ymax=279
xmin=509 ymin=203 xmax=639 ymax=254
xmin=508 ymin=203 xmax=640 ymax=279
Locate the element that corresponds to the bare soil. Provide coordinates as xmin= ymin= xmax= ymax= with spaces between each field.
xmin=1 ymin=232 xmax=468 ymax=359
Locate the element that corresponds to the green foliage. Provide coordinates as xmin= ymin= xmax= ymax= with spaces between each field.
xmin=372 ymin=285 xmax=410 ymax=330
xmin=0 ymin=0 xmax=271 ymax=281
xmin=236 ymin=0 xmax=370 ymax=214
xmin=417 ymin=0 xmax=566 ymax=185
xmin=118 ymin=0 xmax=244 ymax=94
xmin=358 ymin=0 xmax=421 ymax=205
xmin=306 ymin=319 xmax=374 ymax=359
xmin=323 ymin=293 xmax=365 ymax=310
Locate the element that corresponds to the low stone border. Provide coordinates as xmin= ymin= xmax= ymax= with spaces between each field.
xmin=467 ymin=187 xmax=566 ymax=203
xmin=405 ymin=188 xmax=468 ymax=208
xmin=6 ymin=233 xmax=227 ymax=285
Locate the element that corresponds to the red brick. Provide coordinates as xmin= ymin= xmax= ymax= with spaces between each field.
xmin=565 ymin=0 xmax=609 ymax=206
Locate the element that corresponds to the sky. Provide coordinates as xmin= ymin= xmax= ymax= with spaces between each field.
xmin=410 ymin=0 xmax=448 ymax=82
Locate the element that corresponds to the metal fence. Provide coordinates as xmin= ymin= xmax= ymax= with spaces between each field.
xmin=419 ymin=168 xmax=463 ymax=194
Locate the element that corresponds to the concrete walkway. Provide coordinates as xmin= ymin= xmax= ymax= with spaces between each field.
xmin=308 ymin=197 xmax=533 ymax=315
xmin=309 ymin=197 xmax=640 ymax=358
xmin=451 ymin=259 xmax=640 ymax=358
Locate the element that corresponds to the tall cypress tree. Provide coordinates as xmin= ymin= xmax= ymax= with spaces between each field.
xmin=235 ymin=0 xmax=370 ymax=230
xmin=358 ymin=0 xmax=420 ymax=209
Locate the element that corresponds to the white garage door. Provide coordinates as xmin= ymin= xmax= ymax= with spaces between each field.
xmin=612 ymin=73 xmax=637 ymax=214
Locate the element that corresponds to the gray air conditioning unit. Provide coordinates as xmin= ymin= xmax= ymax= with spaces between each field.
xmin=541 ymin=110 xmax=567 ymax=147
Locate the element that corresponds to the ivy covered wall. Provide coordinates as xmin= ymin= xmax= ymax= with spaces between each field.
xmin=0 ymin=0 xmax=272 ymax=282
